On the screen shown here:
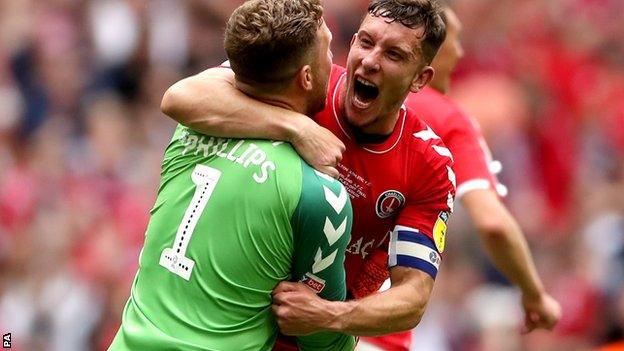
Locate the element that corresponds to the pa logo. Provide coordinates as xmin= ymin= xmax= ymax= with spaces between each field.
xmin=3 ymin=333 xmax=11 ymax=349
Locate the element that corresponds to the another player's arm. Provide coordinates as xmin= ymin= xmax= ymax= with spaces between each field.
xmin=462 ymin=189 xmax=560 ymax=332
xmin=440 ymin=109 xmax=561 ymax=332
xmin=283 ymin=166 xmax=356 ymax=350
xmin=161 ymin=67 xmax=344 ymax=177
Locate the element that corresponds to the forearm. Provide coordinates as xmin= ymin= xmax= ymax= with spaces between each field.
xmin=161 ymin=68 xmax=306 ymax=141
xmin=324 ymin=268 xmax=433 ymax=336
xmin=463 ymin=190 xmax=545 ymax=298
xmin=481 ymin=213 xmax=545 ymax=297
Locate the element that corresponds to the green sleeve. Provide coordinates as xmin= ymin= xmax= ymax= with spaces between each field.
xmin=290 ymin=165 xmax=356 ymax=351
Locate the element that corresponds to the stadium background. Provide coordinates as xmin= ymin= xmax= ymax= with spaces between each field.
xmin=0 ymin=0 xmax=622 ymax=350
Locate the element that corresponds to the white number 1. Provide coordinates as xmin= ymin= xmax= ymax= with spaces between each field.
xmin=159 ymin=164 xmax=221 ymax=280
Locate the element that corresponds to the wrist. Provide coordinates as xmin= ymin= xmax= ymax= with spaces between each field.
xmin=521 ymin=285 xmax=546 ymax=302
xmin=284 ymin=114 xmax=311 ymax=144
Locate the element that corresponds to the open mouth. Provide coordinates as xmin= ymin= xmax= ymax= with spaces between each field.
xmin=353 ymin=76 xmax=379 ymax=108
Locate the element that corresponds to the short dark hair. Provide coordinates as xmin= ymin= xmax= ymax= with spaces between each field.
xmin=368 ymin=0 xmax=446 ymax=64
xmin=224 ymin=0 xmax=324 ymax=89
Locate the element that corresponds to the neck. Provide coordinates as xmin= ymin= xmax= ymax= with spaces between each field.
xmin=236 ymin=80 xmax=303 ymax=114
xmin=356 ymin=110 xmax=400 ymax=135
xmin=350 ymin=127 xmax=392 ymax=144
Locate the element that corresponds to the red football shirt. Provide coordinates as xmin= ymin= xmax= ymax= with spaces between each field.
xmin=406 ymin=86 xmax=505 ymax=198
xmin=362 ymin=84 xmax=506 ymax=351
xmin=317 ymin=65 xmax=456 ymax=291
xmin=272 ymin=66 xmax=456 ymax=351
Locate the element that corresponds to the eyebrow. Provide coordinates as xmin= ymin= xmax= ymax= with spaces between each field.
xmin=389 ymin=45 xmax=411 ymax=57
xmin=358 ymin=29 xmax=414 ymax=57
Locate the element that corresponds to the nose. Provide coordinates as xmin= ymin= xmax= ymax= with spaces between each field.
xmin=361 ymin=50 xmax=381 ymax=72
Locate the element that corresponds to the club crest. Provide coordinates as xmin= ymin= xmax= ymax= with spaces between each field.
xmin=375 ymin=190 xmax=405 ymax=218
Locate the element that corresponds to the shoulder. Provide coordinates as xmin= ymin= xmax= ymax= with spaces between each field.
xmin=299 ymin=164 xmax=349 ymax=205
xmin=404 ymin=110 xmax=454 ymax=170
xmin=291 ymin=164 xmax=352 ymax=235
xmin=406 ymin=87 xmax=457 ymax=120
xmin=405 ymin=87 xmax=474 ymax=137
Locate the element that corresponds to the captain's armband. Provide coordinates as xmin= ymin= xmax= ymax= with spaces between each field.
xmin=388 ymin=225 xmax=441 ymax=279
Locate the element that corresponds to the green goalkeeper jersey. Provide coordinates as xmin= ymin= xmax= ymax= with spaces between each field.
xmin=109 ymin=125 xmax=355 ymax=351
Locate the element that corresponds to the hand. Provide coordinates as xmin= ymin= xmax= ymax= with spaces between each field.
xmin=289 ymin=118 xmax=345 ymax=179
xmin=520 ymin=291 xmax=562 ymax=334
xmin=272 ymin=282 xmax=333 ymax=335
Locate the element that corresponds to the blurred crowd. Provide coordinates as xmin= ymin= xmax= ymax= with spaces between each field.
xmin=0 ymin=0 xmax=622 ymax=350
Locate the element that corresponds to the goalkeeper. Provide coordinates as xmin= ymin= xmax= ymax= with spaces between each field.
xmin=108 ymin=0 xmax=354 ymax=350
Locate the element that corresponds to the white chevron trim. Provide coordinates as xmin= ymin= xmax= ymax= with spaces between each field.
xmin=314 ymin=170 xmax=335 ymax=182
xmin=323 ymin=185 xmax=347 ymax=214
xmin=323 ymin=217 xmax=347 ymax=246
xmin=312 ymin=248 xmax=338 ymax=273
xmin=413 ymin=126 xmax=441 ymax=141
xmin=432 ymin=145 xmax=453 ymax=160
xmin=447 ymin=192 xmax=454 ymax=212
xmin=446 ymin=165 xmax=456 ymax=188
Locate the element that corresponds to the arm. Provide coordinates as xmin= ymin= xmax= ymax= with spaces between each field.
xmin=289 ymin=166 xmax=356 ymax=350
xmin=161 ymin=67 xmax=345 ymax=177
xmin=417 ymin=102 xmax=561 ymax=332
xmin=273 ymin=123 xmax=455 ymax=337
xmin=274 ymin=161 xmax=452 ymax=336
xmin=273 ymin=266 xmax=433 ymax=336
xmin=333 ymin=266 xmax=433 ymax=335
xmin=462 ymin=189 xmax=561 ymax=332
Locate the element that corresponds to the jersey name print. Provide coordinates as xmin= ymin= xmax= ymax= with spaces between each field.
xmin=179 ymin=130 xmax=278 ymax=184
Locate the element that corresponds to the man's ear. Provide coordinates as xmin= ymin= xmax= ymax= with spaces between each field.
xmin=296 ymin=65 xmax=314 ymax=92
xmin=410 ymin=66 xmax=435 ymax=93
xmin=350 ymin=33 xmax=357 ymax=47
